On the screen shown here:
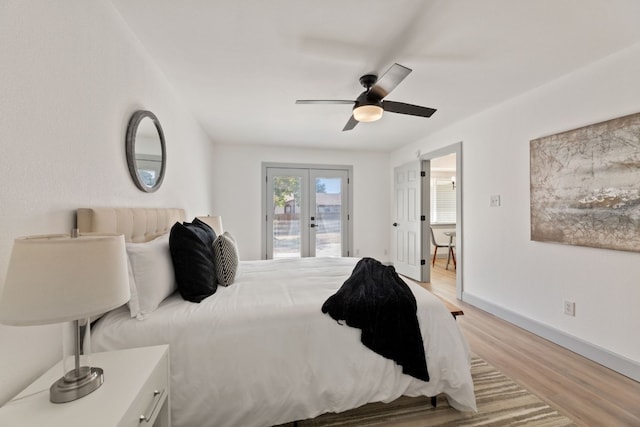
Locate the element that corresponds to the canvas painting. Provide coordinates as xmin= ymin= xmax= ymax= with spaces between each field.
xmin=530 ymin=112 xmax=640 ymax=252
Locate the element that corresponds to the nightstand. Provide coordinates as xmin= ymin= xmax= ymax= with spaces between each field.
xmin=0 ymin=345 xmax=170 ymax=427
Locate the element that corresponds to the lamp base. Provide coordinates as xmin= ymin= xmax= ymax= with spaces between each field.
xmin=49 ymin=366 xmax=104 ymax=403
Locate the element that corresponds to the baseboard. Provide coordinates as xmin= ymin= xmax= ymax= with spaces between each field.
xmin=462 ymin=292 xmax=640 ymax=382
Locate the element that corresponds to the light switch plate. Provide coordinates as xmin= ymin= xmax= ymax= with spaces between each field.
xmin=490 ymin=194 xmax=501 ymax=207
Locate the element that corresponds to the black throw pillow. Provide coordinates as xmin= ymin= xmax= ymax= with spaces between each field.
xmin=169 ymin=220 xmax=218 ymax=303
xmin=191 ymin=217 xmax=217 ymax=241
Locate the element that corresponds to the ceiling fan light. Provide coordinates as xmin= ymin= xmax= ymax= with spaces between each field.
xmin=353 ymin=104 xmax=383 ymax=122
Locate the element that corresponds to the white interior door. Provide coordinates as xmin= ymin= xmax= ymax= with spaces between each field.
xmin=265 ymin=166 xmax=350 ymax=259
xmin=392 ymin=161 xmax=427 ymax=281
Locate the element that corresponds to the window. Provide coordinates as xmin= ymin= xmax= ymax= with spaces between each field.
xmin=430 ymin=177 xmax=456 ymax=224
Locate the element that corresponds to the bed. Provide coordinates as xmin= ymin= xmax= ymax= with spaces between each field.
xmin=77 ymin=207 xmax=476 ymax=427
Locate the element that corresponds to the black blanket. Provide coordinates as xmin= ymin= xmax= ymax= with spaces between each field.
xmin=321 ymin=257 xmax=429 ymax=382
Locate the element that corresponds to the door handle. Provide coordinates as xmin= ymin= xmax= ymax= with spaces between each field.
xmin=139 ymin=389 xmax=165 ymax=423
xmin=310 ymin=224 xmax=316 ymax=228
xmin=393 ymin=223 xmax=398 ymax=227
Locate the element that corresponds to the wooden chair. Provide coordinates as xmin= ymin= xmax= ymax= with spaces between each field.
xmin=430 ymin=227 xmax=450 ymax=267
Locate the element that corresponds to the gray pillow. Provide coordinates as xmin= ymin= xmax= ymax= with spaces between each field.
xmin=213 ymin=232 xmax=239 ymax=286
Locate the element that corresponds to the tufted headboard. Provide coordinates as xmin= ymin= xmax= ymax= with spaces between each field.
xmin=77 ymin=207 xmax=185 ymax=243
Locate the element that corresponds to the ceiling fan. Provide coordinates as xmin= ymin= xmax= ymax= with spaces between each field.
xmin=296 ymin=63 xmax=436 ymax=131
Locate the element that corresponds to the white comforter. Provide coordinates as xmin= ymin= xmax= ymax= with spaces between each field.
xmin=92 ymin=257 xmax=476 ymax=427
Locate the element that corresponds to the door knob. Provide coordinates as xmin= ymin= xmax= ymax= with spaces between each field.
xmin=393 ymin=223 xmax=398 ymax=227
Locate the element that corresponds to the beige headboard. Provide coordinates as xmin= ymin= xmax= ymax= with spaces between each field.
xmin=77 ymin=207 xmax=185 ymax=243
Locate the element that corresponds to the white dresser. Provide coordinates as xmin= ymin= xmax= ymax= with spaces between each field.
xmin=0 ymin=345 xmax=170 ymax=427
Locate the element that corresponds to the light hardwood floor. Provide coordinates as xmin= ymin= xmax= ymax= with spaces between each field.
xmin=422 ymin=259 xmax=640 ymax=426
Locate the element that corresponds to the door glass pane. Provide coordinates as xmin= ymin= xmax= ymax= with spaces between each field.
xmin=314 ymin=177 xmax=342 ymax=257
xmin=272 ymin=175 xmax=302 ymax=258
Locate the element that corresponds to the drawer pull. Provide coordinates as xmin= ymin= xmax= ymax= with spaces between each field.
xmin=139 ymin=389 xmax=165 ymax=423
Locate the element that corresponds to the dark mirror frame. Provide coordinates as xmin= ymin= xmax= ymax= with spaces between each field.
xmin=125 ymin=110 xmax=166 ymax=193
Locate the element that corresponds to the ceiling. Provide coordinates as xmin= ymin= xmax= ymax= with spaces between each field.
xmin=110 ymin=0 xmax=640 ymax=152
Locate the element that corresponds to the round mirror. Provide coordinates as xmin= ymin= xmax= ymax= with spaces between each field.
xmin=125 ymin=110 xmax=166 ymax=193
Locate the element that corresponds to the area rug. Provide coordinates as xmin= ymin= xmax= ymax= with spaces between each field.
xmin=290 ymin=356 xmax=577 ymax=426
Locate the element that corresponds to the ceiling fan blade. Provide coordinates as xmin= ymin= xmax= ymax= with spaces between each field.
xmin=382 ymin=100 xmax=436 ymax=118
xmin=295 ymin=100 xmax=354 ymax=105
xmin=368 ymin=63 xmax=412 ymax=100
xmin=342 ymin=115 xmax=359 ymax=131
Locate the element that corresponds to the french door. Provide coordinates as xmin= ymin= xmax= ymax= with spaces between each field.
xmin=265 ymin=166 xmax=350 ymax=259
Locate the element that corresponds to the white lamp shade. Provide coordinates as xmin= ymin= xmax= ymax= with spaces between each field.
xmin=196 ymin=216 xmax=224 ymax=236
xmin=353 ymin=104 xmax=383 ymax=122
xmin=0 ymin=234 xmax=130 ymax=326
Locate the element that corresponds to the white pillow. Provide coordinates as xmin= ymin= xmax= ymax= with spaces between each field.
xmin=126 ymin=234 xmax=176 ymax=319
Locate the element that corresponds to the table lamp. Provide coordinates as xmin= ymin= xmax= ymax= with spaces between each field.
xmin=0 ymin=232 xmax=130 ymax=403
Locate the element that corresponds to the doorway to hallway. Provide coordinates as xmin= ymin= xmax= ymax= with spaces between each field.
xmin=423 ymin=142 xmax=463 ymax=300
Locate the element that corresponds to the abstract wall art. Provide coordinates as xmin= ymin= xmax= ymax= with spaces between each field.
xmin=530 ymin=112 xmax=640 ymax=252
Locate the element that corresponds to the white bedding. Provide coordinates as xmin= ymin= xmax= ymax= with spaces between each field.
xmin=92 ymin=257 xmax=476 ymax=427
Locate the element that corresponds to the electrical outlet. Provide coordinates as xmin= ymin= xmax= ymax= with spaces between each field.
xmin=563 ymin=300 xmax=575 ymax=316
xmin=490 ymin=194 xmax=501 ymax=207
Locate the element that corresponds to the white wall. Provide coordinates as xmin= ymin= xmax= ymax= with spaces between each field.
xmin=210 ymin=143 xmax=390 ymax=262
xmin=0 ymin=1 xmax=214 ymax=404
xmin=391 ymin=42 xmax=640 ymax=375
